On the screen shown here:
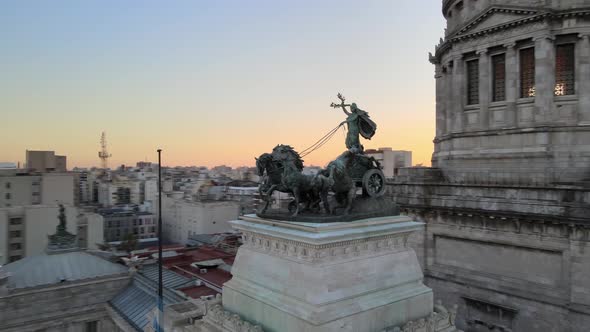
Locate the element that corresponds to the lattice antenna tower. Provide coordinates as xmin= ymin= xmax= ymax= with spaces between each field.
xmin=98 ymin=132 xmax=112 ymax=170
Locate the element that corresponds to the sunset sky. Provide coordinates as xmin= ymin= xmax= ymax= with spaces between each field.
xmin=0 ymin=0 xmax=445 ymax=168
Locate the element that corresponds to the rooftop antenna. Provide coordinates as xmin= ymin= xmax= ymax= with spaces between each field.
xmin=98 ymin=132 xmax=112 ymax=170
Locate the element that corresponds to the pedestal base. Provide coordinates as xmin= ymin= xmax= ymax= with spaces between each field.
xmin=222 ymin=214 xmax=433 ymax=332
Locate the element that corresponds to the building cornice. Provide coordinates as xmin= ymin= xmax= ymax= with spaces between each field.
xmin=398 ymin=205 xmax=590 ymax=228
xmin=433 ymin=124 xmax=590 ymax=144
xmin=433 ymin=7 xmax=590 ymax=62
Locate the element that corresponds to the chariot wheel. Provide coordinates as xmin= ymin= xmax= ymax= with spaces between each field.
xmin=362 ymin=169 xmax=386 ymax=197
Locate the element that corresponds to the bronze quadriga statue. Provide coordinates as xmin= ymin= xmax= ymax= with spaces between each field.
xmin=256 ymin=94 xmax=391 ymax=222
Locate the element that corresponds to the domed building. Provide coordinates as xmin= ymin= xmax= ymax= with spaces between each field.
xmin=432 ymin=0 xmax=590 ymax=185
xmin=393 ymin=1 xmax=590 ymax=331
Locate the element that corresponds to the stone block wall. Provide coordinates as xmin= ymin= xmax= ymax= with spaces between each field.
xmin=0 ymin=275 xmax=130 ymax=332
xmin=389 ymin=177 xmax=590 ymax=331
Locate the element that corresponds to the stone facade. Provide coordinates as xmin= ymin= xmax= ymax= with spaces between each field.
xmin=184 ymin=215 xmax=459 ymax=332
xmin=392 ymin=1 xmax=590 ymax=331
xmin=219 ymin=215 xmax=453 ymax=332
xmin=0 ymin=265 xmax=130 ymax=332
xmin=432 ymin=0 xmax=590 ymax=185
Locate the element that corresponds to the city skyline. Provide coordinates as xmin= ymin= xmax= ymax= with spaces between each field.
xmin=0 ymin=1 xmax=445 ymax=168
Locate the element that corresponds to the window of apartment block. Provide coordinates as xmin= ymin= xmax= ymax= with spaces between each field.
xmin=86 ymin=321 xmax=98 ymax=332
xmin=10 ymin=243 xmax=21 ymax=250
xmin=5 ymin=193 xmax=11 ymax=200
xmin=520 ymin=47 xmax=535 ymax=97
xmin=467 ymin=59 xmax=480 ymax=105
xmin=10 ymin=230 xmax=21 ymax=238
xmin=492 ymin=54 xmax=506 ymax=101
xmin=9 ymin=218 xmax=22 ymax=225
xmin=5 ymin=182 xmax=10 ymax=189
xmin=9 ymin=255 xmax=21 ymax=262
xmin=555 ymin=44 xmax=575 ymax=96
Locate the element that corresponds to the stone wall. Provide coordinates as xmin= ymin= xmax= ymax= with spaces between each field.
xmin=389 ymin=177 xmax=590 ymax=331
xmin=0 ymin=275 xmax=130 ymax=332
xmin=432 ymin=2 xmax=590 ymax=185
xmin=399 ymin=1 xmax=590 ymax=331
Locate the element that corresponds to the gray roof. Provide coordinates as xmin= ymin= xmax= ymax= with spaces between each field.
xmin=110 ymin=273 xmax=188 ymax=331
xmin=111 ymin=281 xmax=165 ymax=331
xmin=0 ymin=251 xmax=127 ymax=289
xmin=139 ymin=264 xmax=193 ymax=289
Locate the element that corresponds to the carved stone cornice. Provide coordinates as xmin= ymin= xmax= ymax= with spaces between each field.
xmin=397 ymin=205 xmax=590 ymax=239
xmin=431 ymin=7 xmax=590 ymax=62
xmin=532 ymin=34 xmax=555 ymax=42
xmin=503 ymin=42 xmax=517 ymax=49
xmin=241 ymin=230 xmax=410 ymax=264
xmin=452 ymin=6 xmax=541 ymax=38
xmin=476 ymin=48 xmax=488 ymax=56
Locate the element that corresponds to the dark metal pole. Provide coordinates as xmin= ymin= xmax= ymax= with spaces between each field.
xmin=157 ymin=149 xmax=163 ymax=332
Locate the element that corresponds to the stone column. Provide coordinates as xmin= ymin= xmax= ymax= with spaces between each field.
xmin=577 ymin=34 xmax=590 ymax=124
xmin=435 ymin=63 xmax=447 ymax=137
xmin=452 ymin=54 xmax=465 ymax=133
xmin=505 ymin=42 xmax=518 ymax=127
xmin=533 ymin=35 xmax=556 ymax=124
xmin=477 ymin=48 xmax=490 ymax=129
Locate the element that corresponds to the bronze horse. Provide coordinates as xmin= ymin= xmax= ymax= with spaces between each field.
xmin=256 ymin=145 xmax=329 ymax=216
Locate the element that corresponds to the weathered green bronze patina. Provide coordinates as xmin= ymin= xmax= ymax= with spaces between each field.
xmin=330 ymin=93 xmax=377 ymax=152
xmin=47 ymin=204 xmax=77 ymax=250
xmin=256 ymin=94 xmax=390 ymax=221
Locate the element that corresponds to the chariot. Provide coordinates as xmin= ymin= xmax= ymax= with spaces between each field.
xmin=343 ymin=153 xmax=386 ymax=198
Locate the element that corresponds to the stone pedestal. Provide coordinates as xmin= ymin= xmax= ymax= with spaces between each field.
xmin=221 ymin=214 xmax=433 ymax=332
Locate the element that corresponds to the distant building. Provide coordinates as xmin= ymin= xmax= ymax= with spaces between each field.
xmin=0 ymin=170 xmax=74 ymax=207
xmin=0 ymin=163 xmax=16 ymax=169
xmin=25 ymin=150 xmax=67 ymax=172
xmin=99 ymin=208 xmax=157 ymax=242
xmin=365 ymin=148 xmax=412 ymax=178
xmin=162 ymin=194 xmax=240 ymax=245
xmin=76 ymin=212 xmax=105 ymax=251
xmin=97 ymin=181 xmax=141 ymax=207
xmin=0 ymin=205 xmax=103 ymax=265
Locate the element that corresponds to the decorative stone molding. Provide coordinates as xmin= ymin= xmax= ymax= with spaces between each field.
xmin=476 ymin=48 xmax=488 ymax=56
xmin=503 ymin=42 xmax=516 ymax=49
xmin=204 ymin=305 xmax=263 ymax=332
xmin=453 ymin=7 xmax=540 ymax=37
xmin=454 ymin=21 xmax=546 ymax=51
xmin=532 ymin=34 xmax=555 ymax=42
xmin=432 ymin=7 xmax=590 ymax=62
xmin=399 ymin=206 xmax=590 ymax=242
xmin=382 ymin=301 xmax=460 ymax=332
xmin=241 ymin=230 xmax=410 ymax=264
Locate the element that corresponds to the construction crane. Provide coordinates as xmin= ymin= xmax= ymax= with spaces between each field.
xmin=98 ymin=132 xmax=112 ymax=170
